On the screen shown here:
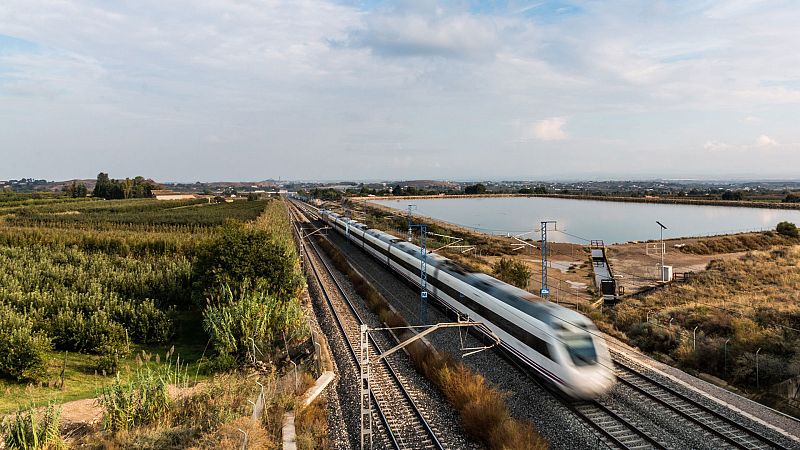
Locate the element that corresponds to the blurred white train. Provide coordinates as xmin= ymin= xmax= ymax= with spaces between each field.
xmin=318 ymin=208 xmax=615 ymax=399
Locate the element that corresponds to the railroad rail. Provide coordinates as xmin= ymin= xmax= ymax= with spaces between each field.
xmin=612 ymin=352 xmax=791 ymax=450
xmin=289 ymin=203 xmax=444 ymax=450
xmin=569 ymin=401 xmax=666 ymax=450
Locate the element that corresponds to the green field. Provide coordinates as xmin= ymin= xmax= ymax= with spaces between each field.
xmin=0 ymin=197 xmax=271 ymax=413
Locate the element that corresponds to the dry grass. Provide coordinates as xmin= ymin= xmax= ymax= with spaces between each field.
xmin=315 ymin=235 xmax=548 ymax=450
xmin=610 ymin=245 xmax=800 ymax=406
xmin=680 ymin=231 xmax=799 ymax=254
xmin=70 ymin=369 xmax=318 ymax=449
xmin=188 ymin=416 xmax=273 ymax=450
xmin=295 ymin=397 xmax=328 ymax=450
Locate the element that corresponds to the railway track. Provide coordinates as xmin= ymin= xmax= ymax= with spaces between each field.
xmin=612 ymin=352 xmax=791 ymax=450
xmin=289 ymin=203 xmax=444 ymax=450
xmin=569 ymin=400 xmax=666 ymax=449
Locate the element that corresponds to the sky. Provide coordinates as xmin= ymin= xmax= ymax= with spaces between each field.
xmin=2 ymin=0 xmax=800 ymax=182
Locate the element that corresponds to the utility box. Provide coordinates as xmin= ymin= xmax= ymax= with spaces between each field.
xmin=661 ymin=265 xmax=673 ymax=282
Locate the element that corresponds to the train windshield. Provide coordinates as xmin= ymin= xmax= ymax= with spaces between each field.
xmin=562 ymin=334 xmax=598 ymax=366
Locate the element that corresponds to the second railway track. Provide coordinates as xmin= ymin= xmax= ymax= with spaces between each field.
xmin=611 ymin=352 xmax=792 ymax=450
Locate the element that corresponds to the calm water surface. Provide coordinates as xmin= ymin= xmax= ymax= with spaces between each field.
xmin=371 ymin=197 xmax=800 ymax=244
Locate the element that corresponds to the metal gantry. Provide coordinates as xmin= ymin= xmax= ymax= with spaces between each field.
xmin=656 ymin=220 xmax=667 ymax=281
xmin=418 ymin=224 xmax=428 ymax=323
xmin=407 ymin=204 xmax=416 ymax=242
xmin=540 ymin=221 xmax=557 ymax=298
xmin=360 ymin=325 xmax=372 ymax=450
xmin=407 ymin=205 xmax=428 ymax=323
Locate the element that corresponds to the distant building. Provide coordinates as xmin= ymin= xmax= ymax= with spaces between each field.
xmin=151 ymin=189 xmax=197 ymax=200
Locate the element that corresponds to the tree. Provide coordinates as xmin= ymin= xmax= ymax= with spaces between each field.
xmin=63 ymin=181 xmax=88 ymax=198
xmin=782 ymin=193 xmax=800 ymax=203
xmin=392 ymin=185 xmax=403 ymax=196
xmin=192 ymin=222 xmax=304 ymax=302
xmin=93 ymin=172 xmax=112 ymax=198
xmin=92 ymin=172 xmax=159 ymax=199
xmin=492 ymin=258 xmax=531 ymax=289
xmin=533 ymin=186 xmax=548 ymax=194
xmin=464 ymin=183 xmax=486 ymax=195
xmin=721 ymin=190 xmax=743 ymax=201
xmin=776 ymin=221 xmax=799 ymax=238
xmin=518 ymin=188 xmax=532 ymax=194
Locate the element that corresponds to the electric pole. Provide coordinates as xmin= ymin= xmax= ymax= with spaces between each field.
xmin=407 ymin=205 xmax=416 ymax=242
xmin=407 ymin=205 xmax=428 ymax=322
xmin=540 ymin=221 xmax=557 ymax=298
xmin=657 ymin=221 xmax=667 ymax=281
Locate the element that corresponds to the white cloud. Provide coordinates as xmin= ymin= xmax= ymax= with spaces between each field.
xmin=704 ymin=134 xmax=781 ymax=152
xmin=755 ymin=134 xmax=777 ymax=147
xmin=355 ymin=14 xmax=500 ymax=59
xmin=532 ymin=117 xmax=568 ymax=141
xmin=704 ymin=141 xmax=733 ymax=152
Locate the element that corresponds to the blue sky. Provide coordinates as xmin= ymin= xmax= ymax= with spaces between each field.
xmin=1 ymin=0 xmax=800 ymax=182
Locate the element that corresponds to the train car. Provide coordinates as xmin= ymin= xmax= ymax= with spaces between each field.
xmin=317 ymin=208 xmax=615 ymax=399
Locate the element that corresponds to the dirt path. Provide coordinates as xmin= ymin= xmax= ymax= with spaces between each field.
xmin=0 ymin=383 xmax=206 ymax=442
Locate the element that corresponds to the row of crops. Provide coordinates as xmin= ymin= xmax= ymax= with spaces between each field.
xmin=2 ymin=197 xmax=268 ymax=227
xmin=0 ymin=197 xmax=284 ymax=382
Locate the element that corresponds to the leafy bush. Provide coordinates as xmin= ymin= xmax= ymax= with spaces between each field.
xmin=192 ymin=223 xmax=303 ymax=300
xmin=492 ymin=257 xmax=532 ymax=289
xmin=0 ymin=244 xmax=179 ymax=357
xmin=2 ymin=403 xmax=64 ymax=450
xmin=776 ymin=221 xmax=799 ymax=238
xmin=0 ymin=304 xmax=51 ymax=381
xmin=49 ymin=309 xmax=126 ymax=354
xmin=202 ymin=284 xmax=307 ymax=360
xmin=721 ymin=190 xmax=743 ymax=200
xmin=732 ymin=352 xmax=795 ymax=386
xmin=626 ymin=322 xmax=680 ymax=353
xmin=782 ymin=193 xmax=800 ymax=203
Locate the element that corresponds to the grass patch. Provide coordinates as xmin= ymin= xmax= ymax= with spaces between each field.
xmin=0 ymin=337 xmax=208 ymax=415
xmin=679 ymin=230 xmax=800 ymax=254
xmin=296 ymin=397 xmax=329 ymax=450
xmin=609 ymin=246 xmax=800 ymax=409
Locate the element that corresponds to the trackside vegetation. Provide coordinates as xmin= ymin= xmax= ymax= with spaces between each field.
xmin=611 ymin=244 xmax=800 ymax=416
xmin=493 ymin=257 xmax=533 ymax=289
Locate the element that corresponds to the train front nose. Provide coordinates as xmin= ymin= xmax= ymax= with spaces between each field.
xmin=571 ymin=369 xmax=617 ymax=399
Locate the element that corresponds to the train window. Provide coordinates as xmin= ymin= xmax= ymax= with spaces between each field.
xmin=562 ymin=335 xmax=597 ymax=366
xmin=521 ymin=332 xmax=550 ymax=359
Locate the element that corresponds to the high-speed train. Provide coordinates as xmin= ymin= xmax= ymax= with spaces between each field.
xmin=317 ymin=207 xmax=616 ymax=399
